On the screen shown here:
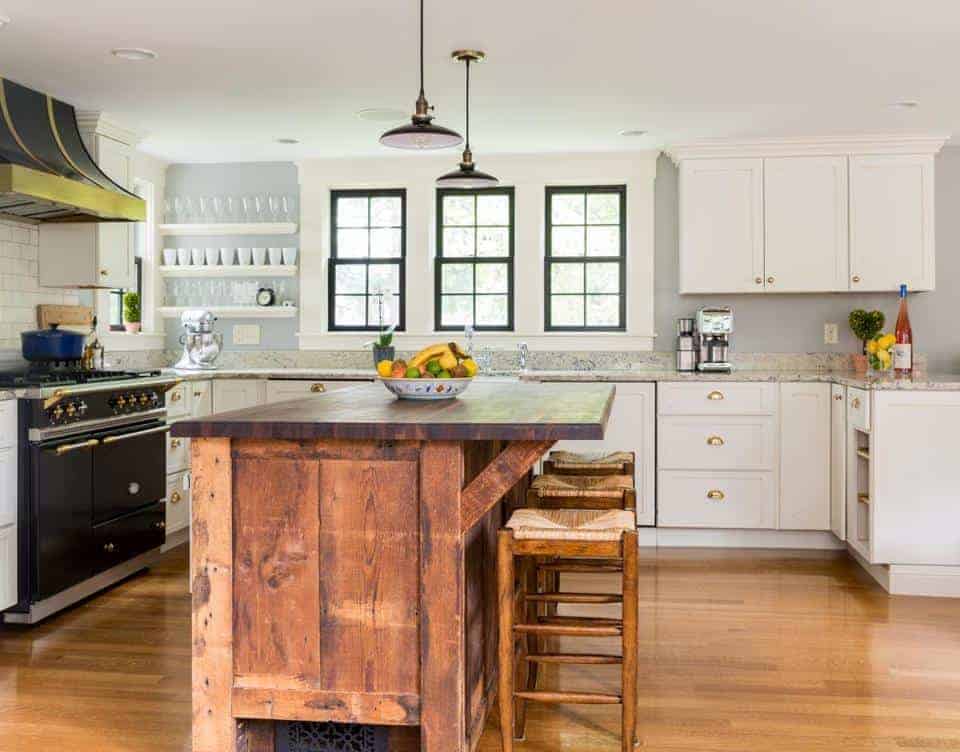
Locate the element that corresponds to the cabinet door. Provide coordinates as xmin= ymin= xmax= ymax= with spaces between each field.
xmin=95 ymin=136 xmax=134 ymax=289
xmin=764 ymin=157 xmax=848 ymax=292
xmin=0 ymin=523 xmax=16 ymax=611
xmin=189 ymin=380 xmax=214 ymax=418
xmin=779 ymin=383 xmax=831 ymax=530
xmin=165 ymin=471 xmax=191 ymax=536
xmin=679 ymin=158 xmax=764 ymax=293
xmin=264 ymin=379 xmax=370 ymax=404
xmin=830 ymin=384 xmax=846 ymax=540
xmin=549 ymin=382 xmax=655 ymax=526
xmin=212 ymin=379 xmax=266 ymax=414
xmin=849 ymin=154 xmax=935 ymax=292
xmin=0 ymin=446 xmax=15 ymax=527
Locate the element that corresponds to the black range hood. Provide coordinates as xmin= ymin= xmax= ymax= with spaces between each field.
xmin=0 ymin=77 xmax=145 ymax=223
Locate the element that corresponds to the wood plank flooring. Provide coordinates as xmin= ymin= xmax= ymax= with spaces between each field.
xmin=2 ymin=546 xmax=959 ymax=751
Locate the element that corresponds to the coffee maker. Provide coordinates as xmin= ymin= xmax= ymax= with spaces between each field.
xmin=174 ymin=309 xmax=223 ymax=370
xmin=695 ymin=306 xmax=733 ymax=373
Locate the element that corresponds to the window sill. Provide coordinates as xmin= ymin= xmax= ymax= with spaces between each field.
xmin=297 ymin=331 xmax=656 ymax=352
xmin=100 ymin=332 xmax=166 ymax=351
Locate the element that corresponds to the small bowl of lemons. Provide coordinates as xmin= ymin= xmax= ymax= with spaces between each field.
xmin=376 ymin=342 xmax=477 ymax=400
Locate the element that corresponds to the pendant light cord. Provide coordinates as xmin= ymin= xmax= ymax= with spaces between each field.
xmin=464 ymin=57 xmax=471 ymax=150
xmin=419 ymin=0 xmax=425 ymax=97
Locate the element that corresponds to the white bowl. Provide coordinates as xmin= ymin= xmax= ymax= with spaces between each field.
xmin=378 ymin=376 xmax=473 ymax=400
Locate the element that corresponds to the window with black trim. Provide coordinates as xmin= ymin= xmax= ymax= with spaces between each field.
xmin=435 ymin=187 xmax=514 ymax=331
xmin=329 ymin=189 xmax=406 ymax=331
xmin=545 ymin=185 xmax=626 ymax=331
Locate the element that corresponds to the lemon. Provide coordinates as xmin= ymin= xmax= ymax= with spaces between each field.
xmin=866 ymin=340 xmax=878 ymax=354
xmin=461 ymin=357 xmax=478 ymax=377
xmin=376 ymin=360 xmax=393 ymax=377
xmin=878 ymin=349 xmax=892 ymax=366
xmin=878 ymin=333 xmax=896 ymax=350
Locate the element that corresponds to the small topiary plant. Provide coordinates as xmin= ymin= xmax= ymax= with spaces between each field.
xmin=122 ymin=292 xmax=141 ymax=324
xmin=848 ymin=309 xmax=884 ymax=353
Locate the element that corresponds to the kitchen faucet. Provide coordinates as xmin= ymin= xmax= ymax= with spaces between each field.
xmin=518 ymin=341 xmax=529 ymax=371
xmin=464 ymin=324 xmax=474 ymax=355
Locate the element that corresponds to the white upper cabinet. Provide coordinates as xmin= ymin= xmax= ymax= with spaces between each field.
xmin=764 ymin=157 xmax=848 ymax=292
xmin=849 ymin=154 xmax=935 ymax=292
xmin=678 ymin=158 xmax=764 ymax=294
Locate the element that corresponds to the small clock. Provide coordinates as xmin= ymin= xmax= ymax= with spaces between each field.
xmin=256 ymin=287 xmax=275 ymax=307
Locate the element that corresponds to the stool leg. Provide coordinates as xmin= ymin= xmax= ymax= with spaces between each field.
xmin=523 ymin=558 xmax=540 ymax=693
xmin=514 ymin=557 xmax=533 ymax=739
xmin=497 ymin=530 xmax=516 ymax=752
xmin=621 ymin=530 xmax=639 ymax=752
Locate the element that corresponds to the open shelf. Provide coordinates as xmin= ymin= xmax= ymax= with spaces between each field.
xmin=159 ymin=222 xmax=297 ymax=236
xmin=159 ymin=265 xmax=297 ymax=278
xmin=158 ymin=306 xmax=298 ymax=319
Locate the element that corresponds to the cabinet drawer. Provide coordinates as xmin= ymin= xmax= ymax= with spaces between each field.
xmin=165 ymin=471 xmax=190 ymax=534
xmin=93 ymin=502 xmax=165 ymax=574
xmin=0 ymin=445 xmax=16 ymax=526
xmin=0 ymin=401 xmax=16 ymax=447
xmin=165 ymin=382 xmax=189 ymax=418
xmin=847 ymin=387 xmax=870 ymax=432
xmin=166 ymin=431 xmax=190 ymax=473
xmin=658 ymin=382 xmax=777 ymax=416
xmin=658 ymin=416 xmax=777 ymax=470
xmin=658 ymin=471 xmax=776 ymax=529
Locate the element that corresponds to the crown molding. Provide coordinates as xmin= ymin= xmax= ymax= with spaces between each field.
xmin=665 ymin=134 xmax=951 ymax=163
xmin=75 ymin=111 xmax=144 ymax=147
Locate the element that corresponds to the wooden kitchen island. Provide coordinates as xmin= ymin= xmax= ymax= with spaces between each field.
xmin=171 ymin=381 xmax=614 ymax=752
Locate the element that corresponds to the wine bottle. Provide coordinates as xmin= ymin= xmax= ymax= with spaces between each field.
xmin=894 ymin=283 xmax=913 ymax=376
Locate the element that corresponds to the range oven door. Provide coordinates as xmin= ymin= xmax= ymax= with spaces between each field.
xmin=91 ymin=421 xmax=168 ymax=525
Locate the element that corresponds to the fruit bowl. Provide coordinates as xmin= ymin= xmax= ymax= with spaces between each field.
xmin=378 ymin=376 xmax=474 ymax=400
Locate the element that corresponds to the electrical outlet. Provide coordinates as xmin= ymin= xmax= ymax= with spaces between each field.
xmin=233 ymin=324 xmax=261 ymax=345
xmin=824 ymin=323 xmax=839 ymax=345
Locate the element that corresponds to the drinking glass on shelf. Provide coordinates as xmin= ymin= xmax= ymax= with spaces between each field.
xmin=240 ymin=195 xmax=256 ymax=222
xmin=283 ymin=194 xmax=297 ymax=222
xmin=163 ymin=198 xmax=174 ymax=224
xmin=173 ymin=196 xmax=186 ymax=224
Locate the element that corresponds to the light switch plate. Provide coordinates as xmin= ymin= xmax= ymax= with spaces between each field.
xmin=233 ymin=324 xmax=261 ymax=345
xmin=824 ymin=323 xmax=839 ymax=345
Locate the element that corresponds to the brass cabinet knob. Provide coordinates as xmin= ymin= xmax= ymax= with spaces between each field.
xmin=170 ymin=438 xmax=182 ymax=449
xmin=706 ymin=490 xmax=725 ymax=501
xmin=193 ymin=391 xmax=203 ymax=398
xmin=852 ymin=397 xmax=861 ymax=409
xmin=170 ymin=491 xmax=182 ymax=504
xmin=103 ymin=543 xmax=117 ymax=553
xmin=170 ymin=391 xmax=182 ymax=402
xmin=707 ymin=390 xmax=724 ymax=401
xmin=834 ymin=394 xmax=843 ymax=401
xmin=310 ymin=383 xmax=326 ymax=393
xmin=706 ymin=436 xmax=725 ymax=447
xmin=755 ymin=277 xmax=763 ymax=285
xmin=852 ymin=275 xmax=861 ymax=283
xmin=767 ymin=276 xmax=775 ymax=284
xmin=99 ymin=269 xmax=109 ymax=277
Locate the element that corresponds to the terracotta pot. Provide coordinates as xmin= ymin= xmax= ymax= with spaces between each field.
xmin=852 ymin=354 xmax=868 ymax=374
xmin=124 ymin=322 xmax=141 ymax=334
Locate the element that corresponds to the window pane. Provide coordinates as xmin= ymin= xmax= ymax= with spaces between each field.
xmin=335 ymin=264 xmax=366 ymax=294
xmin=441 ymin=295 xmax=473 ymax=326
xmin=586 ymin=262 xmax=620 ymax=293
xmin=586 ymin=295 xmax=620 ymax=327
xmin=476 ymin=295 xmax=508 ymax=327
xmin=370 ymin=228 xmax=402 ymax=258
xmin=550 ymin=295 xmax=585 ymax=327
xmin=368 ymin=294 xmax=400 ymax=327
xmin=551 ymin=226 xmax=584 ymax=257
xmin=551 ymin=193 xmax=585 ymax=225
xmin=586 ymin=226 xmax=620 ymax=257
xmin=443 ymin=195 xmax=475 ymax=226
xmin=334 ymin=295 xmax=366 ymax=326
xmin=370 ymin=196 xmax=402 ymax=227
xmin=477 ymin=227 xmax=509 ymax=257
xmin=476 ymin=263 xmax=508 ymax=294
xmin=442 ymin=263 xmax=474 ymax=294
xmin=337 ymin=197 xmax=368 ymax=228
xmin=477 ymin=194 xmax=509 ymax=226
xmin=551 ymin=263 xmax=584 ymax=294
xmin=442 ymin=227 xmax=475 ymax=257
xmin=368 ymin=263 xmax=400 ymax=295
xmin=587 ymin=193 xmax=620 ymax=224
xmin=337 ymin=228 xmax=368 ymax=258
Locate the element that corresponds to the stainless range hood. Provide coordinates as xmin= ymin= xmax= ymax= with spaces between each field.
xmin=0 ymin=77 xmax=145 ymax=223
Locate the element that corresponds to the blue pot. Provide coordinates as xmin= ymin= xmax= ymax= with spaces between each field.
xmin=21 ymin=324 xmax=86 ymax=361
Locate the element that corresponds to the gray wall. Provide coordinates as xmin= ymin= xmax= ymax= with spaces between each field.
xmin=163 ymin=162 xmax=300 ymax=351
xmin=654 ymin=147 xmax=960 ymax=372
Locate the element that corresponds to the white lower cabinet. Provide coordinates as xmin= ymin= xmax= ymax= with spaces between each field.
xmin=165 ymin=471 xmax=191 ymax=536
xmin=0 ymin=524 xmax=16 ymax=611
xmin=189 ymin=380 xmax=213 ymax=418
xmin=212 ymin=379 xmax=267 ymax=413
xmin=778 ymin=383 xmax=831 ymax=530
xmin=264 ymin=379 xmax=369 ymax=405
xmin=0 ymin=402 xmax=16 ymax=611
xmin=658 ymin=471 xmax=776 ymax=528
xmin=830 ymin=384 xmax=847 ymax=540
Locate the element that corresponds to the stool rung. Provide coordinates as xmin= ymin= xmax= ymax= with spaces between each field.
xmin=523 ymin=653 xmax=622 ymax=665
xmin=525 ymin=592 xmax=622 ymax=604
xmin=537 ymin=563 xmax=623 ymax=573
xmin=514 ymin=623 xmax=622 ymax=637
xmin=514 ymin=690 xmax=622 ymax=705
xmin=538 ymin=615 xmax=623 ymax=627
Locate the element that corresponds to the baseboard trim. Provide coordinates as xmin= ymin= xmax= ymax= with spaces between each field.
xmin=847 ymin=546 xmax=960 ymax=597
xmin=638 ymin=527 xmax=845 ymax=550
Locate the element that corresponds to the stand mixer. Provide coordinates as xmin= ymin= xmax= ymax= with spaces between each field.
xmin=174 ymin=310 xmax=223 ymax=370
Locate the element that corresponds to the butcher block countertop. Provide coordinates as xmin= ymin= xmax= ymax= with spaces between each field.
xmin=171 ymin=380 xmax=614 ymax=441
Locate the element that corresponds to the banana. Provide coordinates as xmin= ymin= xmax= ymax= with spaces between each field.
xmin=448 ymin=342 xmax=468 ymax=360
xmin=409 ymin=343 xmax=452 ymax=368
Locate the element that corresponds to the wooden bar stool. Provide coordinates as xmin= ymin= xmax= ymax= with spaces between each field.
xmin=497 ymin=508 xmax=639 ymax=752
xmin=527 ymin=473 xmax=636 ymax=511
xmin=543 ymin=450 xmax=636 ymax=480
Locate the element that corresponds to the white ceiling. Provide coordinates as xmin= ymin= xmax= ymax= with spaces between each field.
xmin=0 ymin=0 xmax=954 ymax=163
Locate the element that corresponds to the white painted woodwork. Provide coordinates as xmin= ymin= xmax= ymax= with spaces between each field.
xmin=871 ymin=391 xmax=960 ymax=566
xmin=849 ymin=154 xmax=936 ymax=292
xmin=0 ymin=402 xmax=16 ymax=611
xmin=763 ymin=157 xmax=848 ymax=292
xmin=678 ymin=158 xmax=764 ymax=294
xmin=847 ymin=387 xmax=870 ymax=433
xmin=845 ymin=421 xmax=871 ymax=562
xmin=549 ymin=382 xmax=656 ymax=526
xmin=188 ymin=380 xmax=214 ymax=418
xmin=657 ymin=470 xmax=776 ymax=529
xmin=830 ymin=384 xmax=847 ymax=541
xmin=211 ymin=379 xmax=267 ymax=413
xmin=159 ymin=265 xmax=297 ymax=278
xmin=164 ymin=382 xmax=190 ymax=419
xmin=165 ymin=470 xmax=190 ymax=536
xmin=658 ymin=415 xmax=777 ymax=471
xmin=166 ymin=432 xmax=190 ymax=474
xmin=157 ymin=306 xmax=298 ymax=319
xmin=0 ymin=524 xmax=16 ymax=611
xmin=263 ymin=379 xmax=369 ymax=405
xmin=158 ymin=222 xmax=297 ymax=236
xmin=778 ymin=383 xmax=831 ymax=531
xmin=657 ymin=382 xmax=777 ymax=416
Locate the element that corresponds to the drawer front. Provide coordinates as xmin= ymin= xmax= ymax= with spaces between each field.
xmin=0 ymin=445 xmax=16 ymax=525
xmin=93 ymin=501 xmax=165 ymax=574
xmin=0 ymin=400 xmax=16 ymax=447
xmin=165 ymin=472 xmax=190 ymax=534
xmin=165 ymin=382 xmax=189 ymax=418
xmin=166 ymin=431 xmax=190 ymax=473
xmin=658 ymin=382 xmax=777 ymax=416
xmin=189 ymin=380 xmax=213 ymax=418
xmin=658 ymin=416 xmax=777 ymax=470
xmin=847 ymin=387 xmax=870 ymax=432
xmin=658 ymin=470 xmax=776 ymax=529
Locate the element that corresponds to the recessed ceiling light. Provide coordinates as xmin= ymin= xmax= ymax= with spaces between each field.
xmin=111 ymin=47 xmax=158 ymax=61
xmin=889 ymin=101 xmax=919 ymax=110
xmin=0 ymin=15 xmax=10 ymax=29
xmin=356 ymin=108 xmax=408 ymax=123
xmin=618 ymin=129 xmax=647 ymax=137
xmin=275 ymin=138 xmax=299 ymax=145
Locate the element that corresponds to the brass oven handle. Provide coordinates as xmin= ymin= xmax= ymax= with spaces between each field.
xmin=706 ymin=489 xmax=725 ymax=501
xmin=310 ymin=383 xmax=326 ymax=393
xmin=170 ymin=491 xmax=182 ymax=504
xmin=706 ymin=436 xmax=725 ymax=447
xmin=102 ymin=425 xmax=171 ymax=444
xmin=707 ymin=390 xmax=724 ymax=401
xmin=51 ymin=438 xmax=100 ymax=455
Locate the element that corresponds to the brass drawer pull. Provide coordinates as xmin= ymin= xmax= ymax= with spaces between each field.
xmin=170 ymin=391 xmax=182 ymax=402
xmin=310 ymin=383 xmax=326 ymax=393
xmin=852 ymin=275 xmax=861 ymax=283
xmin=706 ymin=436 xmax=725 ymax=447
xmin=193 ymin=391 xmax=203 ymax=398
xmin=851 ymin=397 xmax=861 ymax=409
xmin=170 ymin=438 xmax=182 ymax=449
xmin=754 ymin=276 xmax=763 ymax=285
xmin=707 ymin=390 xmax=724 ymax=401
xmin=706 ymin=489 xmax=725 ymax=501
xmin=834 ymin=394 xmax=843 ymax=401
xmin=170 ymin=491 xmax=183 ymax=504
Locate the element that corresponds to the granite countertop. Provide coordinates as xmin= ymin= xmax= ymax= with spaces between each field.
xmin=0 ymin=390 xmax=14 ymax=402
xmin=163 ymin=367 xmax=375 ymax=381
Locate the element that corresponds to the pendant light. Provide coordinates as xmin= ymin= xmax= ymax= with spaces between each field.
xmin=436 ymin=50 xmax=499 ymax=188
xmin=380 ymin=0 xmax=462 ymax=150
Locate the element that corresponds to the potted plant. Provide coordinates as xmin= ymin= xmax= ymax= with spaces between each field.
xmin=122 ymin=291 xmax=141 ymax=334
xmin=366 ymin=293 xmax=396 ymax=367
xmin=848 ymin=309 xmax=884 ymax=372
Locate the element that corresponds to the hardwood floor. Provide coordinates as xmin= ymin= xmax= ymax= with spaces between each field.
xmin=2 ymin=546 xmax=960 ymax=751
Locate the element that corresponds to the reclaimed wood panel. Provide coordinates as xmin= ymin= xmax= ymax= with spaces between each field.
xmin=232 ymin=686 xmax=419 ymax=724
xmin=171 ymin=382 xmax=614 ymax=442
